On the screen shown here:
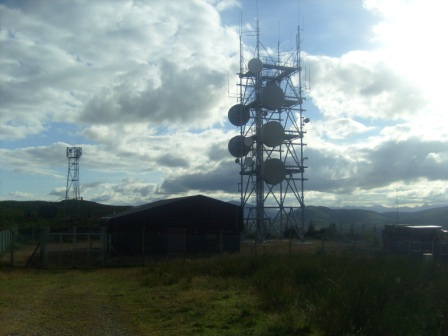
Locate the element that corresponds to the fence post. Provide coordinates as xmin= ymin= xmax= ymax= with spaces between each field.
xmin=0 ymin=228 xmax=4 ymax=255
xmin=10 ymin=227 xmax=15 ymax=267
xmin=72 ymin=227 xmax=77 ymax=268
xmin=42 ymin=227 xmax=49 ymax=269
xmin=58 ymin=232 xmax=63 ymax=267
xmin=87 ymin=232 xmax=91 ymax=265
xmin=142 ymin=226 xmax=145 ymax=267
xmin=100 ymin=226 xmax=107 ymax=267
xmin=219 ymin=229 xmax=223 ymax=255
xmin=183 ymin=228 xmax=186 ymax=261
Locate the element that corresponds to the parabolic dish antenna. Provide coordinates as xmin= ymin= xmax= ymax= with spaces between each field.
xmin=244 ymin=157 xmax=254 ymax=167
xmin=243 ymin=136 xmax=254 ymax=147
xmin=261 ymin=82 xmax=284 ymax=110
xmin=228 ymin=104 xmax=250 ymax=126
xmin=262 ymin=158 xmax=286 ymax=184
xmin=248 ymin=58 xmax=263 ymax=74
xmin=260 ymin=121 xmax=285 ymax=147
xmin=228 ymin=135 xmax=251 ymax=158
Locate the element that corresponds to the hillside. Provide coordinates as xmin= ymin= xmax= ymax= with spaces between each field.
xmin=303 ymin=206 xmax=387 ymax=227
xmin=0 ymin=200 xmax=130 ymax=229
xmin=294 ymin=205 xmax=448 ymax=230
xmin=1 ymin=200 xmax=446 ymax=230
xmin=381 ymin=205 xmax=448 ymax=227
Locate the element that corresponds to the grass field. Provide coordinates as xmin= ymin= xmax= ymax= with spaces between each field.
xmin=1 ymin=241 xmax=447 ymax=335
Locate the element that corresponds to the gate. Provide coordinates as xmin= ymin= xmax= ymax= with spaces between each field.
xmin=0 ymin=226 xmax=12 ymax=255
xmin=41 ymin=227 xmax=107 ymax=269
xmin=0 ymin=225 xmax=17 ymax=265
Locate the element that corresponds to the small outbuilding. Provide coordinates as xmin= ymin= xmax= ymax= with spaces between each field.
xmin=100 ymin=195 xmax=243 ymax=256
xmin=383 ymin=224 xmax=448 ymax=260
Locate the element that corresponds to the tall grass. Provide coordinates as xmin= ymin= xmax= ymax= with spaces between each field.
xmin=140 ymin=253 xmax=448 ymax=335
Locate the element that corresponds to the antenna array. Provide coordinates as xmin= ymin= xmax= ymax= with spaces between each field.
xmin=227 ymin=23 xmax=309 ymax=241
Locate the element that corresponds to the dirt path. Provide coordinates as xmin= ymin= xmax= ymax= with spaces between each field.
xmin=0 ymin=268 xmax=141 ymax=336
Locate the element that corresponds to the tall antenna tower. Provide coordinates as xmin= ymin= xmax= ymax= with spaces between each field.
xmin=65 ymin=147 xmax=82 ymax=220
xmin=227 ymin=23 xmax=309 ymax=241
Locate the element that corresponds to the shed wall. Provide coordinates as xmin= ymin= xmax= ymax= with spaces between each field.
xmin=104 ymin=196 xmax=242 ymax=256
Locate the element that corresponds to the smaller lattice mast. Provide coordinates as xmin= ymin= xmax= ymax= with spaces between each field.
xmin=65 ymin=147 xmax=82 ymax=220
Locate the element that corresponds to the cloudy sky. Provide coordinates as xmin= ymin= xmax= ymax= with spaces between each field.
xmin=1 ymin=0 xmax=447 ymax=209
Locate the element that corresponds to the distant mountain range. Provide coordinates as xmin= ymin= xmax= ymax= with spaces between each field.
xmin=233 ymin=202 xmax=448 ymax=230
xmin=330 ymin=204 xmax=448 ymax=213
xmin=301 ymin=205 xmax=448 ymax=229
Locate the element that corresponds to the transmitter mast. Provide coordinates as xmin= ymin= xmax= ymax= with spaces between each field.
xmin=65 ymin=146 xmax=82 ymax=220
xmin=227 ymin=23 xmax=309 ymax=241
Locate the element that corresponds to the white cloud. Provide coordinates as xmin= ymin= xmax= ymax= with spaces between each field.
xmin=5 ymin=191 xmax=41 ymax=201
xmin=80 ymin=124 xmax=232 ymax=175
xmin=206 ymin=0 xmax=241 ymax=12
xmin=0 ymin=143 xmax=67 ymax=178
xmin=1 ymin=0 xmax=447 ymax=208
xmin=295 ymin=0 xmax=448 ymax=208
xmin=312 ymin=117 xmax=375 ymax=140
xmin=79 ymin=60 xmax=230 ymax=128
xmin=305 ymin=52 xmax=428 ymax=121
xmin=364 ymin=0 xmax=448 ymax=121
xmin=0 ymin=0 xmax=240 ymax=141
xmin=78 ymin=178 xmax=161 ymax=205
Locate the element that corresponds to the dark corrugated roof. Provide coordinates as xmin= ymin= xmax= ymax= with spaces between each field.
xmin=385 ymin=224 xmax=443 ymax=230
xmin=101 ymin=195 xmax=234 ymax=220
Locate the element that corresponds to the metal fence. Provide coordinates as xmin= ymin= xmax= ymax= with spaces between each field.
xmin=41 ymin=227 xmax=107 ymax=269
xmin=385 ymin=239 xmax=448 ymax=261
xmin=0 ymin=227 xmax=11 ymax=255
xmin=0 ymin=225 xmax=17 ymax=255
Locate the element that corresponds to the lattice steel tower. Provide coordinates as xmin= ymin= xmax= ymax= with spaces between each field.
xmin=65 ymin=147 xmax=82 ymax=219
xmin=227 ymin=23 xmax=309 ymax=241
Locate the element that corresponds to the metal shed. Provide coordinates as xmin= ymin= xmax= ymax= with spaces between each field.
xmin=383 ymin=224 xmax=448 ymax=259
xmin=100 ymin=195 xmax=243 ymax=256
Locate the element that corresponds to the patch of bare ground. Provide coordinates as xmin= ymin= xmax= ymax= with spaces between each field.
xmin=0 ymin=268 xmax=141 ymax=336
